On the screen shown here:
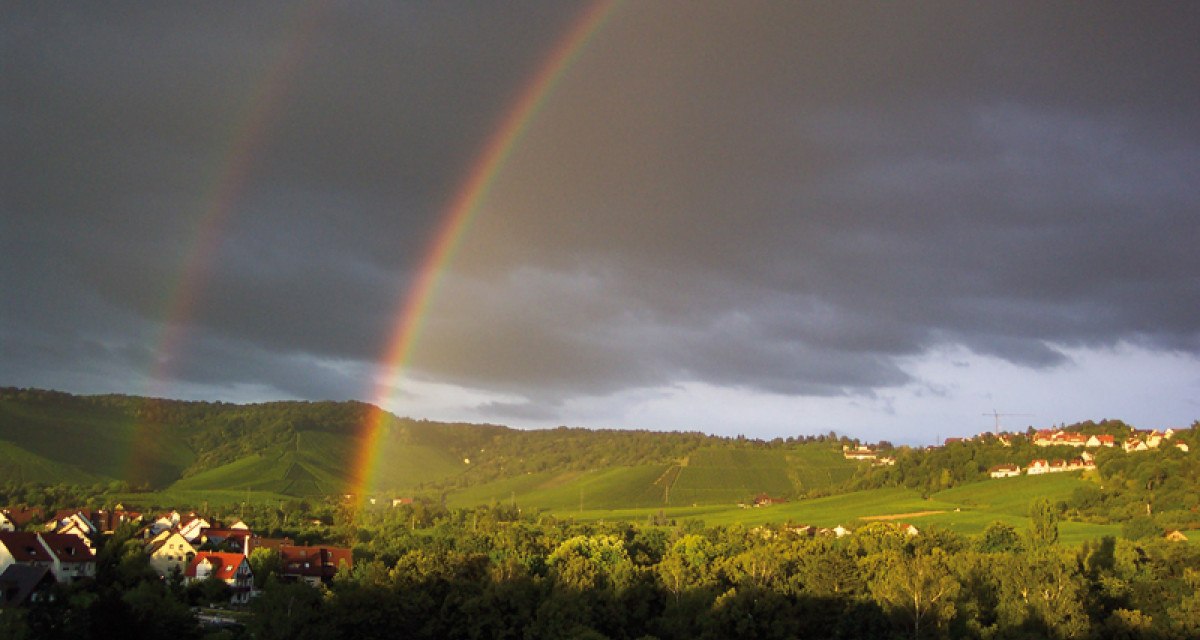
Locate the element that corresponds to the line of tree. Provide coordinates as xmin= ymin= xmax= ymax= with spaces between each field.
xmin=8 ymin=497 xmax=1198 ymax=639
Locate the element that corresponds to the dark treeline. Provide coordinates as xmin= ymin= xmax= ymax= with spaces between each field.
xmin=6 ymin=500 xmax=1199 ymax=640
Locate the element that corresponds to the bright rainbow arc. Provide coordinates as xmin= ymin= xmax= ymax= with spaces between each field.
xmin=354 ymin=1 xmax=619 ymax=498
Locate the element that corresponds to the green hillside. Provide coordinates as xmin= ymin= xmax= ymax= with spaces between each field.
xmin=446 ymin=465 xmax=670 ymax=510
xmin=0 ymin=390 xmax=193 ymax=486
xmin=931 ymin=472 xmax=1095 ymax=516
xmin=0 ymin=440 xmax=108 ymax=485
xmin=445 ymin=444 xmax=858 ymax=510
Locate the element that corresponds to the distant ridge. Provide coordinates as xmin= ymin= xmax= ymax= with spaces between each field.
xmin=0 ymin=387 xmax=856 ymax=503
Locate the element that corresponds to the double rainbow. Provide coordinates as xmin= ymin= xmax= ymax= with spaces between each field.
xmin=352 ymin=1 xmax=618 ymax=498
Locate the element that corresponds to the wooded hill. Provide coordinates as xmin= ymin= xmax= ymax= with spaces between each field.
xmin=2 ymin=388 xmax=1196 ymax=536
xmin=0 ymin=388 xmax=856 ymax=503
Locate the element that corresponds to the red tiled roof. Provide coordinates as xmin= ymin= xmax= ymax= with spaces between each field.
xmin=1 ymin=508 xmax=44 ymax=528
xmin=0 ymin=532 xmax=50 ymax=562
xmin=279 ymin=545 xmax=352 ymax=579
xmin=186 ymin=552 xmax=246 ymax=580
xmin=40 ymin=532 xmax=93 ymax=563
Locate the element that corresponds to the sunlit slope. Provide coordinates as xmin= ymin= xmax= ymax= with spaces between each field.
xmin=447 ymin=445 xmax=858 ymax=509
xmin=368 ymin=427 xmax=466 ymax=491
xmin=170 ymin=429 xmax=467 ymax=495
xmin=930 ymin=472 xmax=1094 ymax=516
xmin=667 ymin=447 xmax=856 ymax=505
xmin=0 ymin=393 xmax=193 ymax=487
xmin=446 ymin=465 xmax=669 ymax=510
xmin=551 ymin=478 xmax=1122 ymax=545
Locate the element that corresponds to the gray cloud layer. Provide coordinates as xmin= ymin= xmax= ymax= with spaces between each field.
xmin=3 ymin=2 xmax=1198 ymax=424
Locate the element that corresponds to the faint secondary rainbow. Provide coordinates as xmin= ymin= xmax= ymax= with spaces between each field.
xmin=128 ymin=1 xmax=326 ymax=483
xmin=353 ymin=0 xmax=619 ymax=497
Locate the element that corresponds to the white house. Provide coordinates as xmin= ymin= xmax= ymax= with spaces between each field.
xmin=989 ymin=464 xmax=1021 ymax=478
xmin=145 ymin=530 xmax=198 ymax=578
xmin=185 ymin=552 xmax=254 ymax=605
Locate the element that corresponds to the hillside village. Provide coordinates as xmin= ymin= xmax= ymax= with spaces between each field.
xmin=842 ymin=424 xmax=1191 ymax=480
xmin=0 ymin=504 xmax=351 ymax=608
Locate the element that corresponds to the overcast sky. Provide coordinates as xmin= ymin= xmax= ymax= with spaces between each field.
xmin=3 ymin=2 xmax=1198 ymax=444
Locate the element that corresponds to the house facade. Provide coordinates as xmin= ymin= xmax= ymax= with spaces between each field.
xmin=279 ymin=545 xmax=353 ymax=586
xmin=0 ymin=531 xmax=95 ymax=583
xmin=146 ymin=530 xmax=197 ymax=578
xmin=185 ymin=552 xmax=254 ymax=604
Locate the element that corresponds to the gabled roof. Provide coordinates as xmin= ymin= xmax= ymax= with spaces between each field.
xmin=39 ymin=532 xmax=93 ymax=563
xmin=279 ymin=545 xmax=353 ymax=578
xmin=1 ymin=507 xmax=45 ymax=528
xmin=0 ymin=532 xmax=51 ymax=562
xmin=186 ymin=552 xmax=247 ymax=580
xmin=0 ymin=564 xmax=55 ymax=607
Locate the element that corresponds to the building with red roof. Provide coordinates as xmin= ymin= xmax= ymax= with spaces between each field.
xmin=185 ymin=552 xmax=253 ymax=604
xmin=0 ymin=531 xmax=95 ymax=583
xmin=279 ymin=545 xmax=353 ymax=586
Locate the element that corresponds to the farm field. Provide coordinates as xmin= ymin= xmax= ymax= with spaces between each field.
xmin=448 ymin=444 xmax=858 ymax=511
xmin=447 ymin=465 xmax=670 ymax=511
xmin=539 ymin=476 xmax=1124 ymax=546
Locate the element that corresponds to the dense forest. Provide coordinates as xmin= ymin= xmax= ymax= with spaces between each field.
xmin=3 ymin=500 xmax=1199 ymax=640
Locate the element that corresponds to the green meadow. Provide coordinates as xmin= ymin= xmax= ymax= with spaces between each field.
xmin=446 ymin=444 xmax=859 ymax=511
xmin=529 ymin=476 xmax=1122 ymax=546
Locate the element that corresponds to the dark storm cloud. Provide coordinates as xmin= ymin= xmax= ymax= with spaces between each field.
xmin=3 ymin=2 xmax=1198 ymax=418
xmin=418 ymin=2 xmax=1200 ymax=401
xmin=2 ymin=2 xmax=583 ymax=394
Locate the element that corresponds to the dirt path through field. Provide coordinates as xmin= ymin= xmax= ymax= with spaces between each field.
xmin=861 ymin=510 xmax=946 ymax=521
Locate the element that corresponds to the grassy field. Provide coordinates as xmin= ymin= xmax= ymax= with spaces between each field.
xmin=108 ymin=489 xmax=295 ymax=513
xmin=447 ymin=465 xmax=670 ymax=510
xmin=370 ymin=431 xmax=467 ymax=491
xmin=931 ymin=472 xmax=1096 ymax=516
xmin=448 ymin=444 xmax=859 ymax=511
xmin=535 ymin=475 xmax=1123 ymax=546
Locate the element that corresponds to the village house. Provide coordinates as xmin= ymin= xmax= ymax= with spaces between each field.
xmin=1165 ymin=530 xmax=1189 ymax=542
xmin=198 ymin=527 xmax=252 ymax=555
xmin=1027 ymin=459 xmax=1051 ymax=475
xmin=0 ymin=563 xmax=56 ymax=607
xmin=279 ymin=545 xmax=353 ymax=586
xmin=185 ymin=552 xmax=254 ymax=605
xmin=0 ymin=508 xmax=44 ymax=533
xmin=1124 ymin=438 xmax=1150 ymax=453
xmin=1177 ymin=442 xmax=1190 ymax=452
xmin=151 ymin=511 xmax=182 ymax=535
xmin=989 ymin=464 xmax=1020 ymax=479
xmin=1034 ymin=430 xmax=1087 ymax=447
xmin=89 ymin=506 xmax=142 ymax=535
xmin=1085 ymin=434 xmax=1116 ymax=448
xmin=842 ymin=445 xmax=877 ymax=460
xmin=0 ymin=531 xmax=95 ymax=584
xmin=178 ymin=514 xmax=212 ymax=543
xmin=44 ymin=510 xmax=97 ymax=550
xmin=753 ymin=494 xmax=787 ymax=507
xmin=145 ymin=529 xmax=197 ymax=578
xmin=873 ymin=456 xmax=896 ymax=467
